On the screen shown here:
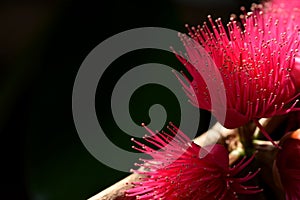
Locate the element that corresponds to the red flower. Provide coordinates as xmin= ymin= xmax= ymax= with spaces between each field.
xmin=126 ymin=123 xmax=261 ymax=200
xmin=271 ymin=0 xmax=300 ymax=10
xmin=268 ymin=0 xmax=300 ymax=90
xmin=274 ymin=129 xmax=300 ymax=200
xmin=292 ymin=57 xmax=300 ymax=90
xmin=174 ymin=4 xmax=300 ymax=147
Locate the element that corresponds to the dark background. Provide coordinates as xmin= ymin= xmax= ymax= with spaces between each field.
xmin=1 ymin=0 xmax=258 ymax=199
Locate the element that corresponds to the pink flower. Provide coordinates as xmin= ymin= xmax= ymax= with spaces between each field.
xmin=126 ymin=123 xmax=261 ymax=200
xmin=267 ymin=0 xmax=300 ymax=90
xmin=273 ymin=129 xmax=300 ymax=200
xmin=292 ymin=57 xmax=300 ymax=90
xmin=174 ymin=4 xmax=300 ymax=147
xmin=270 ymin=0 xmax=300 ymax=11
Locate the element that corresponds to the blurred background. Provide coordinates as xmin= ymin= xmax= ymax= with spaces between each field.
xmin=0 ymin=0 xmax=258 ymax=199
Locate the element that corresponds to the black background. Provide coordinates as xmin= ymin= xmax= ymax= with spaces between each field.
xmin=1 ymin=0 xmax=258 ymax=199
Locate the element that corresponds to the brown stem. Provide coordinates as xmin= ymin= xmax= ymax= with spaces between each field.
xmin=238 ymin=121 xmax=256 ymax=156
